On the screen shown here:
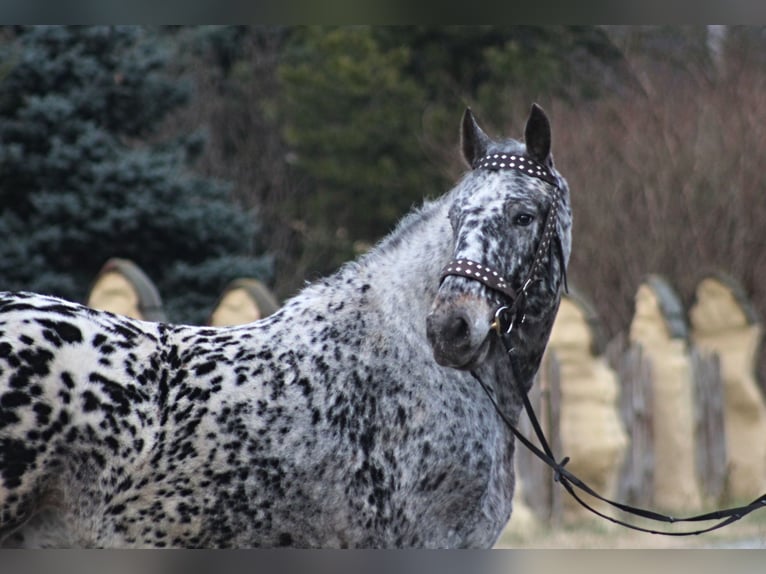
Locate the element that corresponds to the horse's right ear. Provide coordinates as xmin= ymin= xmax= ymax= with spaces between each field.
xmin=461 ymin=108 xmax=491 ymax=168
xmin=524 ymin=103 xmax=552 ymax=165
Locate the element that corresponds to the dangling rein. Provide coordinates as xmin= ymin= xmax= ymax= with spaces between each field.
xmin=441 ymin=154 xmax=766 ymax=536
xmin=471 ymin=332 xmax=766 ymax=536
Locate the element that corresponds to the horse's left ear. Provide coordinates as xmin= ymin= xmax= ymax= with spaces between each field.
xmin=524 ymin=103 xmax=552 ymax=165
xmin=461 ymin=108 xmax=491 ymax=168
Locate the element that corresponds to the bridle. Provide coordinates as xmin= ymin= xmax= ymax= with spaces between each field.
xmin=440 ymin=152 xmax=567 ymax=337
xmin=438 ymin=152 xmax=766 ymax=536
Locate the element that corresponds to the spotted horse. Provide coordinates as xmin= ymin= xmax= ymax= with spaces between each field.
xmin=0 ymin=104 xmax=571 ymax=548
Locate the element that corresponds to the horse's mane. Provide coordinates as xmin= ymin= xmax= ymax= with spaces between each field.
xmin=358 ymin=184 xmax=462 ymax=267
xmin=290 ymin=191 xmax=453 ymax=297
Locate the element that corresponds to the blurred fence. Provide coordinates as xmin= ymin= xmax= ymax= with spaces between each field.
xmin=86 ymin=258 xmax=278 ymax=326
xmin=508 ymin=272 xmax=766 ymax=535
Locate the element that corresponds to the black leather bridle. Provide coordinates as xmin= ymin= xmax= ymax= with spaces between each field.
xmin=439 ymin=152 xmax=766 ymax=536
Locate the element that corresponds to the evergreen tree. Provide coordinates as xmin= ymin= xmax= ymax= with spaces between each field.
xmin=163 ymin=26 xmax=631 ymax=296
xmin=277 ymin=26 xmax=446 ymax=278
xmin=274 ymin=26 xmax=630 ymax=285
xmin=0 ymin=26 xmax=271 ymax=324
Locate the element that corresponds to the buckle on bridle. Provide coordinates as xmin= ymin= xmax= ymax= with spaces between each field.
xmin=490 ymin=305 xmax=514 ymax=336
xmin=490 ymin=277 xmax=534 ymax=337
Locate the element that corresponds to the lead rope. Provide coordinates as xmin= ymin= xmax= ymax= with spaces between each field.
xmin=472 ymin=338 xmax=766 ymax=536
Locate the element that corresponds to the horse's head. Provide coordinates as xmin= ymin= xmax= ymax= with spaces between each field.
xmin=426 ymin=104 xmax=572 ymax=372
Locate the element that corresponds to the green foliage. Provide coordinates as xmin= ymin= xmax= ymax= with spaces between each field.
xmin=277 ymin=26 xmax=446 ymax=276
xmin=271 ymin=26 xmax=625 ymax=287
xmin=0 ymin=26 xmax=270 ymax=324
xmin=148 ymin=26 xmax=629 ymax=298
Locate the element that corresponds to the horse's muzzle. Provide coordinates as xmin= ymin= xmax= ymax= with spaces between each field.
xmin=426 ymin=299 xmax=492 ymax=369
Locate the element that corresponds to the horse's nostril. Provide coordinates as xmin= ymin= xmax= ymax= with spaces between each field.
xmin=445 ymin=314 xmax=471 ymax=343
xmin=427 ymin=305 xmax=489 ymax=369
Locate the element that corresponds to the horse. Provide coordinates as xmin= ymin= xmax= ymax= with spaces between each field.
xmin=0 ymin=104 xmax=571 ymax=547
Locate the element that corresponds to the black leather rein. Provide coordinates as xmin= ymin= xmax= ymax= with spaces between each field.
xmin=473 ymin=332 xmax=766 ymax=536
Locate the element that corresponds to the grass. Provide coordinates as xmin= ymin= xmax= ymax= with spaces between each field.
xmin=495 ymin=506 xmax=766 ymax=549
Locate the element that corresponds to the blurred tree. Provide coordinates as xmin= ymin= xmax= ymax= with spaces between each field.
xmin=375 ymin=26 xmax=627 ymax=101
xmin=161 ymin=26 xmax=631 ymax=298
xmin=274 ymin=26 xmax=630 ymax=286
xmin=276 ymin=26 xmax=445 ymax=280
xmin=0 ymin=25 xmax=271 ymax=324
xmin=160 ymin=26 xmax=292 ymax=293
xmin=374 ymin=27 xmax=632 ymax=155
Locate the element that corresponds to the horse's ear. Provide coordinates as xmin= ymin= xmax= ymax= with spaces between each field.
xmin=524 ymin=103 xmax=552 ymax=165
xmin=461 ymin=108 xmax=491 ymax=168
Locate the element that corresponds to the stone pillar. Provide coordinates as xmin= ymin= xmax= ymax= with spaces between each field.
xmin=87 ymin=257 xmax=166 ymax=321
xmin=548 ymin=293 xmax=628 ymax=523
xmin=689 ymin=275 xmax=766 ymax=502
xmin=629 ymin=276 xmax=702 ymax=511
xmin=208 ymin=278 xmax=280 ymax=326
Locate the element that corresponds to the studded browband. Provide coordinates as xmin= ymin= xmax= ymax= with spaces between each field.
xmin=474 ymin=152 xmax=559 ymax=187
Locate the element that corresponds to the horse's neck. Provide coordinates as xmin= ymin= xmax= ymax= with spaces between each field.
xmin=358 ymin=195 xmax=454 ymax=330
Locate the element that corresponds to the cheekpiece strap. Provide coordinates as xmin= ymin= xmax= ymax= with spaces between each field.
xmin=474 ymin=153 xmax=559 ymax=188
xmin=440 ymin=259 xmax=517 ymax=302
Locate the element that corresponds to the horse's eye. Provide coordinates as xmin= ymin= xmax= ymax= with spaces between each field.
xmin=513 ymin=213 xmax=535 ymax=227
